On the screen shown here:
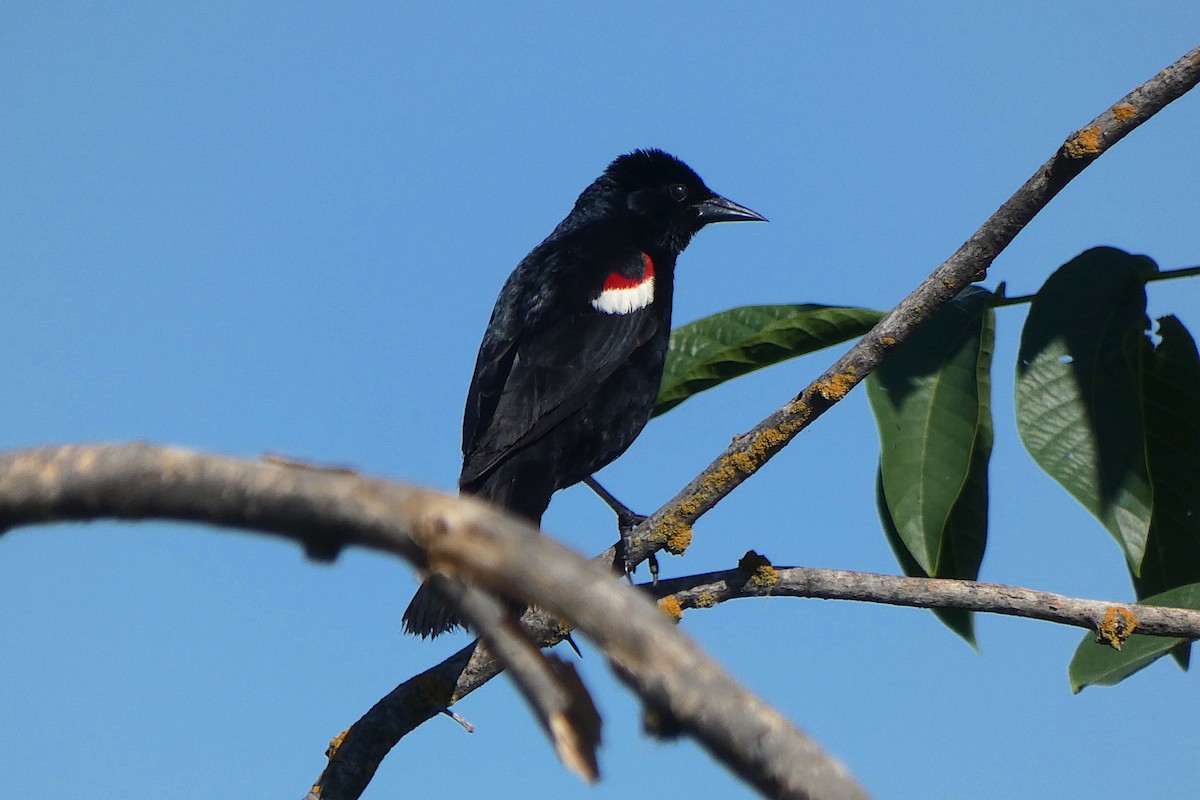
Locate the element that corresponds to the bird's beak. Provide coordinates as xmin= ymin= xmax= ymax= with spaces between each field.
xmin=695 ymin=194 xmax=767 ymax=225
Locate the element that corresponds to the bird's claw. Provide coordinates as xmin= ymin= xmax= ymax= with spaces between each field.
xmin=618 ymin=510 xmax=648 ymax=581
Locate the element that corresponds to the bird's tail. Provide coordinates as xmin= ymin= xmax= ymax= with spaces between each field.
xmin=402 ymin=576 xmax=463 ymax=638
xmin=402 ymin=462 xmax=554 ymax=637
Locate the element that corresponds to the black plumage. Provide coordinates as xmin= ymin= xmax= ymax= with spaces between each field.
xmin=404 ymin=149 xmax=764 ymax=637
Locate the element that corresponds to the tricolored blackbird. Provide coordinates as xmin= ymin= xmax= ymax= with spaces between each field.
xmin=403 ymin=149 xmax=764 ymax=637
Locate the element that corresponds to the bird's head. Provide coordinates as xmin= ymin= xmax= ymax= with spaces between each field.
xmin=604 ymin=149 xmax=766 ymax=254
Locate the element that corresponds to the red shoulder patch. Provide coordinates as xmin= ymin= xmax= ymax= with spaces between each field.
xmin=592 ymin=253 xmax=656 ymax=315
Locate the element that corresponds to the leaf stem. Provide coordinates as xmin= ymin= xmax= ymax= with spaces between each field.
xmin=992 ymin=264 xmax=1200 ymax=308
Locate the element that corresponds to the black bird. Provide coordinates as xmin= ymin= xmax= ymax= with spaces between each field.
xmin=403 ymin=149 xmax=764 ymax=637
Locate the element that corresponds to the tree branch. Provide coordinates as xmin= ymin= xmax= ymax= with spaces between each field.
xmin=649 ymin=564 xmax=1200 ymax=641
xmin=0 ymin=444 xmax=868 ymax=800
xmin=618 ymin=43 xmax=1200 ymax=572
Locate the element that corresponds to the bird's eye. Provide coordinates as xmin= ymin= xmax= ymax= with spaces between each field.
xmin=668 ymin=184 xmax=688 ymax=202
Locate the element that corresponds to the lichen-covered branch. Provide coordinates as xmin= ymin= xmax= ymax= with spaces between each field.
xmin=619 ymin=43 xmax=1200 ymax=571
xmin=649 ymin=563 xmax=1200 ymax=642
xmin=0 ymin=444 xmax=868 ymax=800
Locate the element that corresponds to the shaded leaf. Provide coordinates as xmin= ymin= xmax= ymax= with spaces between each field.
xmin=1015 ymin=247 xmax=1156 ymax=572
xmin=867 ymin=287 xmax=994 ymax=575
xmin=1138 ymin=316 xmax=1200 ymax=596
xmin=655 ymin=304 xmax=885 ymax=416
xmin=1138 ymin=315 xmax=1200 ymax=668
xmin=1069 ymin=583 xmax=1200 ymax=692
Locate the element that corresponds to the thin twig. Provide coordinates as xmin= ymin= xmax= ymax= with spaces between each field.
xmin=991 ymin=263 xmax=1200 ymax=308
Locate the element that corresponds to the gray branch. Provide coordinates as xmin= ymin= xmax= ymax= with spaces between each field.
xmin=0 ymin=444 xmax=868 ymax=800
xmin=652 ymin=564 xmax=1200 ymax=640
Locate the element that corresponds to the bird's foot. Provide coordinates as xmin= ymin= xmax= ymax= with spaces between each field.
xmin=618 ymin=510 xmax=658 ymax=585
xmin=585 ymin=476 xmax=658 ymax=584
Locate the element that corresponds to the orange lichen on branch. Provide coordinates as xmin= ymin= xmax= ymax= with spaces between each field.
xmin=658 ymin=595 xmax=683 ymax=622
xmin=1096 ymin=606 xmax=1139 ymax=650
xmin=664 ymin=521 xmax=693 ymax=555
xmin=324 ymin=728 xmax=349 ymax=759
xmin=727 ymin=411 xmax=810 ymax=477
xmin=649 ymin=513 xmax=693 ymax=555
xmin=647 ymin=398 xmax=812 ymax=559
xmin=814 ymin=370 xmax=858 ymax=401
xmin=676 ymin=496 xmax=701 ymax=519
xmin=311 ymin=729 xmax=350 ymax=794
xmin=1064 ymin=125 xmax=1103 ymax=157
xmin=737 ymin=550 xmax=779 ymax=590
xmin=1112 ymin=102 xmax=1138 ymax=122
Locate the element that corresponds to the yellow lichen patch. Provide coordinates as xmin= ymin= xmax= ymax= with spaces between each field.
xmin=785 ymin=398 xmax=811 ymax=418
xmin=664 ymin=407 xmax=813 ymax=534
xmin=727 ymin=416 xmax=808 ymax=477
xmin=694 ymin=592 xmax=719 ymax=609
xmin=815 ymin=371 xmax=858 ymax=401
xmin=1112 ymin=103 xmax=1137 ymax=122
xmin=737 ymin=550 xmax=779 ymax=590
xmin=657 ymin=595 xmax=683 ymax=622
xmin=664 ymin=521 xmax=693 ymax=554
xmin=324 ymin=728 xmax=349 ymax=759
xmin=1096 ymin=606 xmax=1138 ymax=650
xmin=728 ymin=449 xmax=759 ymax=475
xmin=648 ymin=513 xmax=686 ymax=549
xmin=880 ymin=336 xmax=897 ymax=347
xmin=1064 ymin=125 xmax=1103 ymax=157
xmin=700 ymin=458 xmax=742 ymax=495
xmin=754 ymin=422 xmax=795 ymax=451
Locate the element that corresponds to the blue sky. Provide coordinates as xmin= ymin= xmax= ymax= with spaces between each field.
xmin=2 ymin=4 xmax=1198 ymax=798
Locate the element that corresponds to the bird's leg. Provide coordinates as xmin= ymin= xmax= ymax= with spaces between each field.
xmin=583 ymin=476 xmax=658 ymax=584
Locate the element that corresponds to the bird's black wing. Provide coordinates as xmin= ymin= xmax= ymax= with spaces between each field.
xmin=459 ymin=302 xmax=659 ymax=488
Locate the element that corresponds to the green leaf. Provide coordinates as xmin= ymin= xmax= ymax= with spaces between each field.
xmin=1015 ymin=247 xmax=1156 ymax=572
xmin=1068 ymin=583 xmax=1200 ymax=692
xmin=867 ymin=287 xmax=994 ymax=575
xmin=1138 ymin=316 xmax=1200 ymax=668
xmin=654 ymin=304 xmax=885 ymax=416
xmin=876 ymin=467 xmax=977 ymax=645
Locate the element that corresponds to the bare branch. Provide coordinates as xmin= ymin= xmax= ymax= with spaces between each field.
xmin=0 ymin=444 xmax=868 ymax=800
xmin=650 ymin=565 xmax=1200 ymax=641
